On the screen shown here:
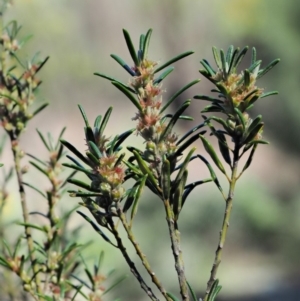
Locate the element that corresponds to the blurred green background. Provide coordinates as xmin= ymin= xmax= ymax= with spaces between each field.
xmin=2 ymin=0 xmax=300 ymax=300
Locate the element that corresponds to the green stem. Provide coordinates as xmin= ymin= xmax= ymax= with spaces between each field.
xmin=11 ymin=140 xmax=42 ymax=297
xmin=118 ymin=207 xmax=171 ymax=301
xmin=203 ymin=143 xmax=240 ymax=301
xmin=107 ymin=217 xmax=160 ymax=301
xmin=164 ymin=199 xmax=189 ymax=301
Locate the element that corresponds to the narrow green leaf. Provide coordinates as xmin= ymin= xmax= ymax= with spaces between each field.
xmin=123 ymin=185 xmax=139 ymax=213
xmin=166 ymin=292 xmax=181 ymax=301
xmin=161 ymin=159 xmax=170 ymax=200
xmin=132 ymin=150 xmax=158 ymax=189
xmin=200 ymin=59 xmax=216 ymax=76
xmin=175 ymin=131 xmax=206 ymax=157
xmin=85 ymin=268 xmax=95 ymax=289
xmin=123 ymin=29 xmax=139 ymax=66
xmin=94 ymin=72 xmax=136 ymax=93
xmin=199 ymin=135 xmax=226 ymax=175
xmin=94 ymin=115 xmax=102 ymax=133
xmin=197 ymin=155 xmax=224 ymax=195
xmin=194 ymin=95 xmax=223 ymax=103
xmin=22 ymin=182 xmax=47 ymax=199
xmin=36 ymin=129 xmax=50 ymax=151
xmin=161 ymin=79 xmax=200 ymax=113
xmin=153 ymin=67 xmax=174 ymax=85
xmin=248 ymin=60 xmax=261 ymax=74
xmin=94 ymin=250 xmax=104 ymax=275
xmin=29 ymin=161 xmax=48 ymax=177
xmin=142 ymin=28 xmax=153 ymax=60
xmin=176 ymin=122 xmax=205 ymax=145
xmin=102 ymin=275 xmax=127 ymax=295
xmin=62 ymin=163 xmax=93 ymax=177
xmin=173 ymin=169 xmax=187 ymax=219
xmin=77 ymin=211 xmax=117 ymax=247
xmin=216 ymin=131 xmax=231 ymax=166
xmin=226 ymin=45 xmax=234 ymax=64
xmin=220 ymin=49 xmax=227 ymax=76
xmin=154 ymin=50 xmax=194 ymax=73
xmin=182 ymin=178 xmax=212 ymax=206
xmin=88 ymin=141 xmax=102 ymax=159
xmin=111 ymin=128 xmax=135 ymax=152
xmin=130 ymin=174 xmax=147 ymax=223
xmin=112 ymin=81 xmax=142 ymax=111
xmin=110 ymin=54 xmax=136 ymax=76
xmin=67 ymin=178 xmax=95 ymax=191
xmin=31 ymin=103 xmax=49 ymax=117
xmin=187 ymin=281 xmax=198 ymax=301
xmin=260 ymin=91 xmax=278 ymax=98
xmin=139 ymin=34 xmax=145 ymax=52
xmin=257 ymin=58 xmax=280 ymax=79
xmin=251 ymin=47 xmax=257 ymax=65
xmin=159 ymin=100 xmax=191 ymax=143
xmin=173 ymin=148 xmax=195 ymax=190
xmin=99 ymin=107 xmax=113 ymax=136
xmin=16 ymin=222 xmax=47 ymax=233
xmin=243 ymin=69 xmax=250 ymax=87
xmin=227 ymin=47 xmax=239 ymax=74
xmin=234 ymin=107 xmax=246 ymax=131
xmin=233 ymin=46 xmax=249 ymax=71
xmin=243 ymin=122 xmax=264 ymax=145
xmin=78 ymin=105 xmax=89 ymax=127
xmin=241 ymin=144 xmax=257 ymax=173
xmin=60 ymin=139 xmax=90 ymax=165
xmin=55 ymin=127 xmax=67 ymax=150
xmin=212 ymin=46 xmax=221 ymax=69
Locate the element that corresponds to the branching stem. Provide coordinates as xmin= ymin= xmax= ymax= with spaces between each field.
xmin=118 ymin=207 xmax=171 ymax=301
xmin=203 ymin=143 xmax=240 ymax=301
xmin=164 ymin=199 xmax=189 ymax=301
xmin=11 ymin=140 xmax=42 ymax=296
xmin=107 ymin=217 xmax=160 ymax=301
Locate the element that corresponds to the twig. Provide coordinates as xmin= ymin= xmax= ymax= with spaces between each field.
xmin=117 ymin=207 xmax=171 ymax=301
xmin=203 ymin=143 xmax=240 ymax=301
xmin=164 ymin=199 xmax=189 ymax=301
xmin=11 ymin=140 xmax=42 ymax=296
xmin=107 ymin=217 xmax=160 ymax=301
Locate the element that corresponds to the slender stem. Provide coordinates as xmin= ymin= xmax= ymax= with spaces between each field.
xmin=164 ymin=199 xmax=189 ymax=301
xmin=117 ymin=207 xmax=171 ymax=301
xmin=10 ymin=140 xmax=42 ymax=296
xmin=107 ymin=217 xmax=160 ymax=301
xmin=203 ymin=143 xmax=240 ymax=301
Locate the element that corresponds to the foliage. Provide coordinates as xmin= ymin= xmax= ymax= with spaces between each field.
xmin=0 ymin=2 xmax=279 ymax=301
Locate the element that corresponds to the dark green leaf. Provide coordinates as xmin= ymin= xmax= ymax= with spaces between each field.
xmin=132 ymin=150 xmax=158 ymax=189
xmin=102 ymin=275 xmax=127 ymax=295
xmin=257 ymin=58 xmax=280 ymax=79
xmin=60 ymin=140 xmax=90 ymax=165
xmin=251 ymin=47 xmax=257 ymax=65
xmin=166 ymin=292 xmax=181 ymax=301
xmin=260 ymin=91 xmax=278 ymax=98
xmin=197 ymin=155 xmax=224 ymax=195
xmin=243 ymin=69 xmax=250 ymax=87
xmin=176 ymin=122 xmax=205 ymax=145
xmin=110 ymin=54 xmax=136 ymax=76
xmin=94 ymin=72 xmax=136 ymax=93
xmin=173 ymin=169 xmax=187 ymax=219
xmin=154 ymin=50 xmax=194 ymax=73
xmin=22 ymin=182 xmax=47 ymax=199
xmin=36 ymin=129 xmax=51 ymax=151
xmin=232 ymin=46 xmax=248 ymax=71
xmin=159 ymin=100 xmax=191 ymax=143
xmin=153 ymin=67 xmax=174 ymax=85
xmin=175 ymin=131 xmax=206 ymax=157
xmin=67 ymin=179 xmax=95 ymax=191
xmin=187 ymin=281 xmax=198 ymax=301
xmin=200 ymin=59 xmax=216 ymax=76
xmin=123 ymin=185 xmax=139 ymax=213
xmin=161 ymin=79 xmax=200 ymax=113
xmin=78 ymin=105 xmax=90 ymax=127
xmin=234 ymin=107 xmax=246 ymax=130
xmin=161 ymin=159 xmax=171 ymax=200
xmin=241 ymin=144 xmax=257 ymax=173
xmin=123 ymin=29 xmax=139 ymax=66
xmin=77 ymin=211 xmax=117 ymax=247
xmin=88 ymin=141 xmax=102 ymax=159
xmin=31 ymin=103 xmax=49 ymax=117
xmin=130 ymin=174 xmax=147 ymax=223
xmin=243 ymin=122 xmax=264 ymax=145
xmin=142 ymin=28 xmax=153 ymax=60
xmin=199 ymin=135 xmax=226 ymax=175
xmin=112 ymin=81 xmax=142 ymax=111
xmin=212 ymin=46 xmax=221 ymax=69
xmin=29 ymin=161 xmax=48 ymax=177
xmin=194 ymin=95 xmax=223 ymax=103
xmin=99 ymin=107 xmax=113 ymax=136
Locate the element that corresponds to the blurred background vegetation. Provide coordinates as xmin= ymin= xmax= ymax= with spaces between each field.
xmin=1 ymin=0 xmax=300 ymax=300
